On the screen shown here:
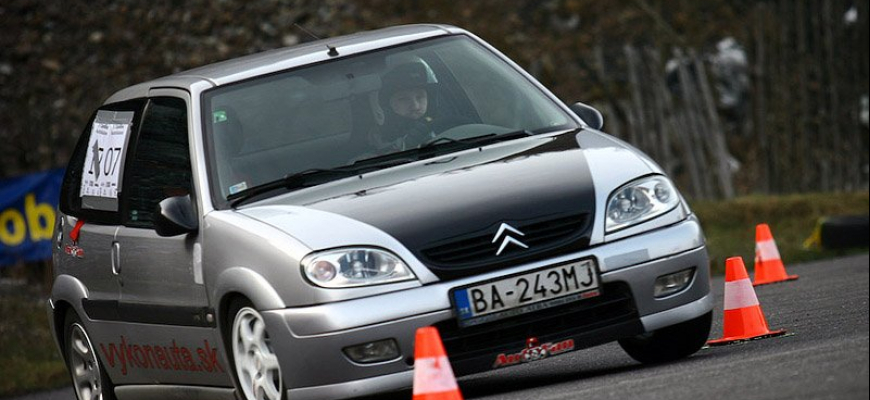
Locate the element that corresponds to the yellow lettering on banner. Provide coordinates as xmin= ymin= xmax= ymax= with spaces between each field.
xmin=1 ymin=193 xmax=56 ymax=246
xmin=25 ymin=194 xmax=55 ymax=240
xmin=0 ymin=208 xmax=26 ymax=245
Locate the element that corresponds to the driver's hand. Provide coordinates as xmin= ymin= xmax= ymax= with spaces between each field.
xmin=368 ymin=129 xmax=403 ymax=153
xmin=402 ymin=122 xmax=436 ymax=148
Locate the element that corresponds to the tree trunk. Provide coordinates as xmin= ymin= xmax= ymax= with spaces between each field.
xmin=753 ymin=3 xmax=770 ymax=193
xmin=822 ymin=0 xmax=843 ymax=190
xmin=796 ymin=0 xmax=811 ymax=191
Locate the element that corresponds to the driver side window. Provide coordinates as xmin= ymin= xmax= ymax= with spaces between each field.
xmin=122 ymin=97 xmax=192 ymax=229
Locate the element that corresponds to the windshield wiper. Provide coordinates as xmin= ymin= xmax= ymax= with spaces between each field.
xmin=420 ymin=129 xmax=533 ymax=149
xmin=227 ymin=130 xmax=534 ymax=207
xmin=349 ymin=129 xmax=534 ymax=170
xmin=227 ymin=157 xmax=419 ymax=207
xmin=227 ymin=168 xmax=348 ymax=207
xmin=348 ymin=151 xmax=421 ymax=169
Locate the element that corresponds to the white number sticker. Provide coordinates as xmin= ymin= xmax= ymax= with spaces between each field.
xmin=80 ymin=118 xmax=131 ymax=200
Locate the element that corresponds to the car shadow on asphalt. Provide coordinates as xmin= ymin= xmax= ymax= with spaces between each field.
xmin=459 ymin=363 xmax=645 ymax=398
xmin=354 ymin=350 xmax=727 ymax=399
xmin=460 ymin=348 xmax=726 ymax=399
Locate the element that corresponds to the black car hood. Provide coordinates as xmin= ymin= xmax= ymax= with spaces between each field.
xmin=261 ymin=131 xmax=596 ymax=278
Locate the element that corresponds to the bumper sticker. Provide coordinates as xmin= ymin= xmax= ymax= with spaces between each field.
xmin=492 ymin=337 xmax=575 ymax=369
xmin=64 ymin=219 xmax=85 ymax=258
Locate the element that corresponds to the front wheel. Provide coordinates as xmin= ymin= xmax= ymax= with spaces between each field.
xmin=618 ymin=311 xmax=712 ymax=364
xmin=64 ymin=310 xmax=116 ymax=400
xmin=229 ymin=300 xmax=284 ymax=400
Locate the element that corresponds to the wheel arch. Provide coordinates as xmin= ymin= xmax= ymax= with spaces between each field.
xmin=212 ymin=267 xmax=286 ymax=355
xmin=49 ymin=274 xmax=90 ymax=362
xmin=212 ymin=267 xmax=286 ymax=312
xmin=51 ymin=300 xmax=75 ymax=363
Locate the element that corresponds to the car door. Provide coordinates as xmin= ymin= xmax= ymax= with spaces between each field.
xmin=56 ymin=99 xmax=143 ymax=333
xmin=113 ymin=92 xmax=229 ymax=386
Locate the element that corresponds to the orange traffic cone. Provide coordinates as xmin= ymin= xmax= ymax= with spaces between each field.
xmin=707 ymin=256 xmax=787 ymax=346
xmin=753 ymin=223 xmax=798 ymax=286
xmin=413 ymin=327 xmax=463 ymax=400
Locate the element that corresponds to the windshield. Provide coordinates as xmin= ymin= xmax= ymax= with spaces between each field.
xmin=202 ymin=35 xmax=578 ymax=204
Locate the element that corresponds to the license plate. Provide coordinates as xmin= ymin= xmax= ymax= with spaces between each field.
xmin=452 ymin=259 xmax=600 ymax=327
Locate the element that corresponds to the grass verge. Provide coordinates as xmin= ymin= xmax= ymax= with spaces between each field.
xmin=692 ymin=191 xmax=869 ymax=275
xmin=0 ymin=287 xmax=69 ymax=397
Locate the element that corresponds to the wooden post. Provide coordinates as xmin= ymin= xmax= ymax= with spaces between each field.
xmin=645 ymin=47 xmax=674 ymax=176
xmin=674 ymin=47 xmax=714 ymax=198
xmin=692 ymin=49 xmax=736 ymax=199
xmin=661 ymin=48 xmax=705 ymax=199
xmin=625 ymin=45 xmax=646 ymax=150
xmin=591 ymin=41 xmax=629 ymax=140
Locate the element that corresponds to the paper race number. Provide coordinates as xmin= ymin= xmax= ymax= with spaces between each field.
xmin=80 ymin=120 xmax=131 ymax=199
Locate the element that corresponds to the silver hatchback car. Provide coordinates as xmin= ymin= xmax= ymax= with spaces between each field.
xmin=50 ymin=24 xmax=712 ymax=400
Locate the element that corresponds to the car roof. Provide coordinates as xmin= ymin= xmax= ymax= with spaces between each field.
xmin=105 ymin=24 xmax=459 ymax=104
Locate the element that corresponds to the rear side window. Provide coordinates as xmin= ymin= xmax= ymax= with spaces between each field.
xmin=60 ymin=99 xmax=145 ymax=225
xmin=122 ymin=97 xmax=192 ymax=228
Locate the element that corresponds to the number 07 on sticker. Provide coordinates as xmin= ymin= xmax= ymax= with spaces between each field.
xmin=80 ymin=120 xmax=131 ymax=199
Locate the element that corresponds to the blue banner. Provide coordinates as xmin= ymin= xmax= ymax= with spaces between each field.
xmin=1 ymin=169 xmax=64 ymax=266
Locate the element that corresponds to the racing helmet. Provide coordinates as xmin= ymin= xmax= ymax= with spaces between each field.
xmin=371 ymin=57 xmax=439 ymax=126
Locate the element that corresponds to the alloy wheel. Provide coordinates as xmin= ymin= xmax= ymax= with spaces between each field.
xmin=69 ymin=323 xmax=104 ymax=400
xmin=232 ymin=307 xmax=283 ymax=400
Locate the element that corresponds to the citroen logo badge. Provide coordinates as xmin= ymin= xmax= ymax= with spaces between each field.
xmin=492 ymin=223 xmax=529 ymax=256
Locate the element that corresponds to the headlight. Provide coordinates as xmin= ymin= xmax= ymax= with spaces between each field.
xmin=606 ymin=176 xmax=681 ymax=233
xmin=302 ymin=248 xmax=415 ymax=288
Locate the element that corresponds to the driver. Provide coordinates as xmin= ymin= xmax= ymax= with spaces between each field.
xmin=369 ymin=62 xmax=453 ymax=151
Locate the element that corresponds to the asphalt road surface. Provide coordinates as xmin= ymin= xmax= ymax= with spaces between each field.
xmin=14 ymin=254 xmax=868 ymax=400
xmin=451 ymin=253 xmax=869 ymax=400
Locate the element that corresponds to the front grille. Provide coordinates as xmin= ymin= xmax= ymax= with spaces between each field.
xmin=420 ymin=213 xmax=591 ymax=279
xmin=433 ymin=282 xmax=642 ymax=375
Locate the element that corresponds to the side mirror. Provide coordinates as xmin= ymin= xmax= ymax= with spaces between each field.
xmin=569 ymin=102 xmax=604 ymax=130
xmin=154 ymin=195 xmax=198 ymax=237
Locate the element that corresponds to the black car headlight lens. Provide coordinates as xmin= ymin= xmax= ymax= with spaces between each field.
xmin=606 ymin=176 xmax=681 ymax=233
xmin=302 ymin=248 xmax=415 ymax=288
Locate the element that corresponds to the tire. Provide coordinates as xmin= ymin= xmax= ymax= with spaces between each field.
xmin=227 ymin=299 xmax=284 ymax=400
xmin=820 ymin=215 xmax=869 ymax=249
xmin=64 ymin=310 xmax=116 ymax=400
xmin=618 ymin=311 xmax=712 ymax=364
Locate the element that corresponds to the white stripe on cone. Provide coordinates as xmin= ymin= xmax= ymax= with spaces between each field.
xmin=756 ymin=239 xmax=781 ymax=261
xmin=723 ymin=278 xmax=760 ymax=310
xmin=413 ymin=356 xmax=459 ymax=395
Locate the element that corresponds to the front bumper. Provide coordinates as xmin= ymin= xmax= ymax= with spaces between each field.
xmin=262 ymin=216 xmax=711 ymax=400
